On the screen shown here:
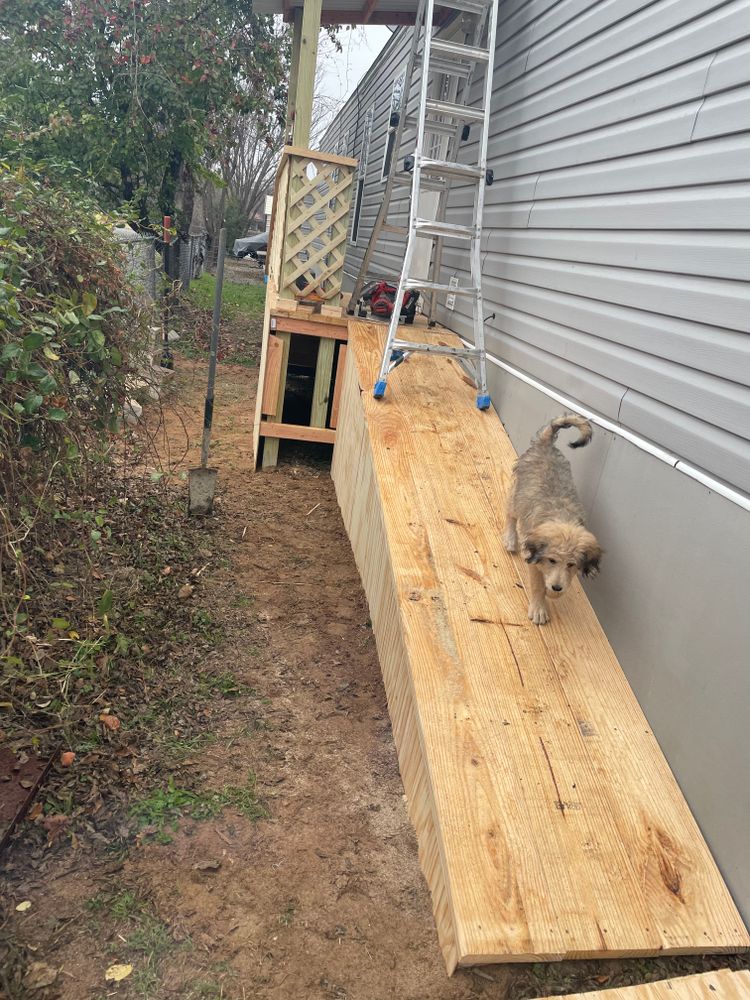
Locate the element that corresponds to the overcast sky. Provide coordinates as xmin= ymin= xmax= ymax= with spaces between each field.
xmin=315 ymin=26 xmax=393 ymax=130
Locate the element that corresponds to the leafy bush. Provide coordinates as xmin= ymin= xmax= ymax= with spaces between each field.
xmin=0 ymin=162 xmax=153 ymax=634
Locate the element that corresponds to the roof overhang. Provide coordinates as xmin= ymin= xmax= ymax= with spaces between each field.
xmin=255 ymin=0 xmax=454 ymax=25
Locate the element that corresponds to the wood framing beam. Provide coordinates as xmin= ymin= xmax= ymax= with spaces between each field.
xmin=329 ymin=345 xmax=347 ymax=429
xmin=260 ymin=422 xmax=335 ymax=444
xmin=361 ymin=0 xmax=378 ymax=22
xmin=311 ymin=338 xmax=336 ymax=427
xmin=319 ymin=9 xmax=417 ymax=23
xmin=291 ymin=0 xmax=323 ymax=147
xmin=271 ymin=316 xmax=348 ymax=339
xmin=261 ymin=331 xmax=291 ymax=469
xmin=261 ymin=334 xmax=284 ymax=416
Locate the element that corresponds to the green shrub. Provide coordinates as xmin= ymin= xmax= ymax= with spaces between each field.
xmin=0 ymin=162 xmax=154 ymax=634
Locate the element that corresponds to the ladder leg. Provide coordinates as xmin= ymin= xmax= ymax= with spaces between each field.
xmin=374 ymin=241 xmax=417 ymax=397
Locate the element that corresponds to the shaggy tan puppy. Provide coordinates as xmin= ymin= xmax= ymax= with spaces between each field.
xmin=504 ymin=414 xmax=603 ymax=625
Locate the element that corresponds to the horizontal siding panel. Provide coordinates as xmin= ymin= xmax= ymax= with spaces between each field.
xmin=620 ymin=392 xmax=750 ymax=494
xmin=705 ymin=38 xmax=750 ymax=92
xmin=475 ymin=229 xmax=750 ymax=281
xmin=533 ymin=135 xmax=750 ymax=198
xmin=494 ymin=0 xmax=744 ymax=117
xmin=481 ymin=304 xmax=750 ymax=437
xmin=435 ymin=271 xmax=750 ymax=382
xmin=475 ymin=253 xmax=750 ymax=331
xmin=489 ymin=104 xmax=699 ymax=178
xmin=528 ymin=183 xmax=750 ymax=230
xmin=483 ymin=329 xmax=629 ymax=418
xmin=693 ymin=85 xmax=750 ymax=140
xmin=491 ymin=59 xmax=712 ymax=150
xmin=526 ymin=0 xmax=705 ymax=72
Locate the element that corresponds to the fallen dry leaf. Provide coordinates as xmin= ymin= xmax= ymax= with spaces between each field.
xmin=193 ymin=859 xmax=221 ymax=871
xmin=41 ymin=814 xmax=68 ymax=844
xmin=105 ymin=963 xmax=133 ymax=983
xmin=60 ymin=750 xmax=76 ymax=767
xmin=16 ymin=900 xmax=32 ymax=912
xmin=178 ymin=583 xmax=194 ymax=600
xmin=161 ymin=566 xmax=172 ymax=576
xmin=23 ymin=961 xmax=58 ymax=990
xmin=99 ymin=713 xmax=121 ymax=732
xmin=28 ymin=801 xmax=43 ymax=821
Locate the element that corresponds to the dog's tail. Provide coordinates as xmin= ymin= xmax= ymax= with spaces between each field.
xmin=536 ymin=413 xmax=593 ymax=449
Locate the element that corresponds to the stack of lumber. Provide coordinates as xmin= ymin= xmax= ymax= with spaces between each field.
xmin=331 ymin=320 xmax=749 ymax=973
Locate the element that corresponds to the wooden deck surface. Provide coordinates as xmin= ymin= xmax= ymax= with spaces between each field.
xmin=540 ymin=969 xmax=750 ymax=1000
xmin=331 ymin=320 xmax=749 ymax=972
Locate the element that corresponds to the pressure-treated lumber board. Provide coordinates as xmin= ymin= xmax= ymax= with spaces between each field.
xmin=539 ymin=969 xmax=750 ymax=1000
xmin=330 ymin=345 xmax=347 ymax=429
xmin=261 ymin=334 xmax=284 ymax=416
xmin=260 ymin=331 xmax=291 ymax=469
xmin=259 ymin=422 xmax=335 ymax=444
xmin=271 ymin=315 xmax=349 ymax=339
xmin=311 ymin=338 xmax=336 ymax=428
xmin=331 ymin=321 xmax=750 ymax=973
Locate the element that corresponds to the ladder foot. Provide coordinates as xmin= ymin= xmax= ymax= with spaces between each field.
xmin=374 ymin=380 xmax=388 ymax=399
xmin=476 ymin=393 xmax=491 ymax=410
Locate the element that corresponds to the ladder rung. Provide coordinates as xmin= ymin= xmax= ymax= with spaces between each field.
xmin=436 ymin=0 xmax=491 ymax=13
xmin=420 ymin=54 xmax=472 ymax=79
xmin=381 ymin=223 xmax=408 ymax=236
xmin=419 ymin=158 xmax=483 ymax=180
xmin=414 ymin=219 xmax=476 ymax=240
xmin=431 ymin=39 xmax=491 ymax=63
xmin=424 ymin=98 xmax=486 ymax=124
xmin=403 ymin=278 xmax=479 ymax=296
xmin=392 ymin=174 xmax=447 ymax=193
xmin=392 ymin=340 xmax=482 ymax=359
xmin=406 ymin=115 xmax=456 ymax=137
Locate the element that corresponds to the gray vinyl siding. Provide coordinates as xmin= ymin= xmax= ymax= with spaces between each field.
xmin=324 ymin=1 xmax=750 ymax=495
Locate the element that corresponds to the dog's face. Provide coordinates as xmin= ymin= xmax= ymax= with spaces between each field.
xmin=522 ymin=522 xmax=602 ymax=596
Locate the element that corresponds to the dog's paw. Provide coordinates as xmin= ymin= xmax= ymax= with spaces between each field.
xmin=502 ymin=532 xmax=518 ymax=553
xmin=528 ymin=605 xmax=549 ymax=625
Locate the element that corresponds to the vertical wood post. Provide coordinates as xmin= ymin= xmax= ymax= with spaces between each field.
xmin=261 ymin=331 xmax=291 ymax=469
xmin=310 ymin=338 xmax=336 ymax=427
xmin=285 ymin=8 xmax=304 ymax=145
xmin=291 ymin=0 xmax=323 ymax=147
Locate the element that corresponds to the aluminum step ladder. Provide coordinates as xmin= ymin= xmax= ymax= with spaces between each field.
xmin=348 ymin=0 xmax=499 ymax=409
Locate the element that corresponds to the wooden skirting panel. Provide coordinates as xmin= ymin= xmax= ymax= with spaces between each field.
xmin=540 ymin=969 xmax=750 ymax=1000
xmin=331 ymin=320 xmax=750 ymax=973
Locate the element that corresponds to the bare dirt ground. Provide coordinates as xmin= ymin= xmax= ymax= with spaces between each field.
xmin=2 ymin=285 xmax=748 ymax=1000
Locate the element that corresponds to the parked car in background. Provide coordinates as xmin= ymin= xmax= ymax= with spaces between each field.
xmin=233 ymin=231 xmax=268 ymax=261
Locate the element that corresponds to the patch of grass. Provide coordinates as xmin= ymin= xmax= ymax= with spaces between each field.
xmin=197 ymin=670 xmax=252 ymax=699
xmin=191 ymin=608 xmax=224 ymax=642
xmin=188 ymin=274 xmax=265 ymax=321
xmin=159 ymin=731 xmax=218 ymax=759
xmin=131 ymin=774 xmax=267 ymax=836
xmin=278 ymin=901 xmax=296 ymax=927
xmin=230 ymin=593 xmax=254 ymax=609
xmin=111 ymin=891 xmax=145 ymax=920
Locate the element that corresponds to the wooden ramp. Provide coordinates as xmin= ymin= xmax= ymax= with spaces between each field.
xmin=539 ymin=969 xmax=750 ymax=1000
xmin=331 ymin=321 xmax=749 ymax=973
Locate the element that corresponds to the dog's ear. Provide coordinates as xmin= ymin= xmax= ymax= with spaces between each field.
xmin=580 ymin=540 xmax=603 ymax=578
xmin=523 ymin=535 xmax=545 ymax=564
